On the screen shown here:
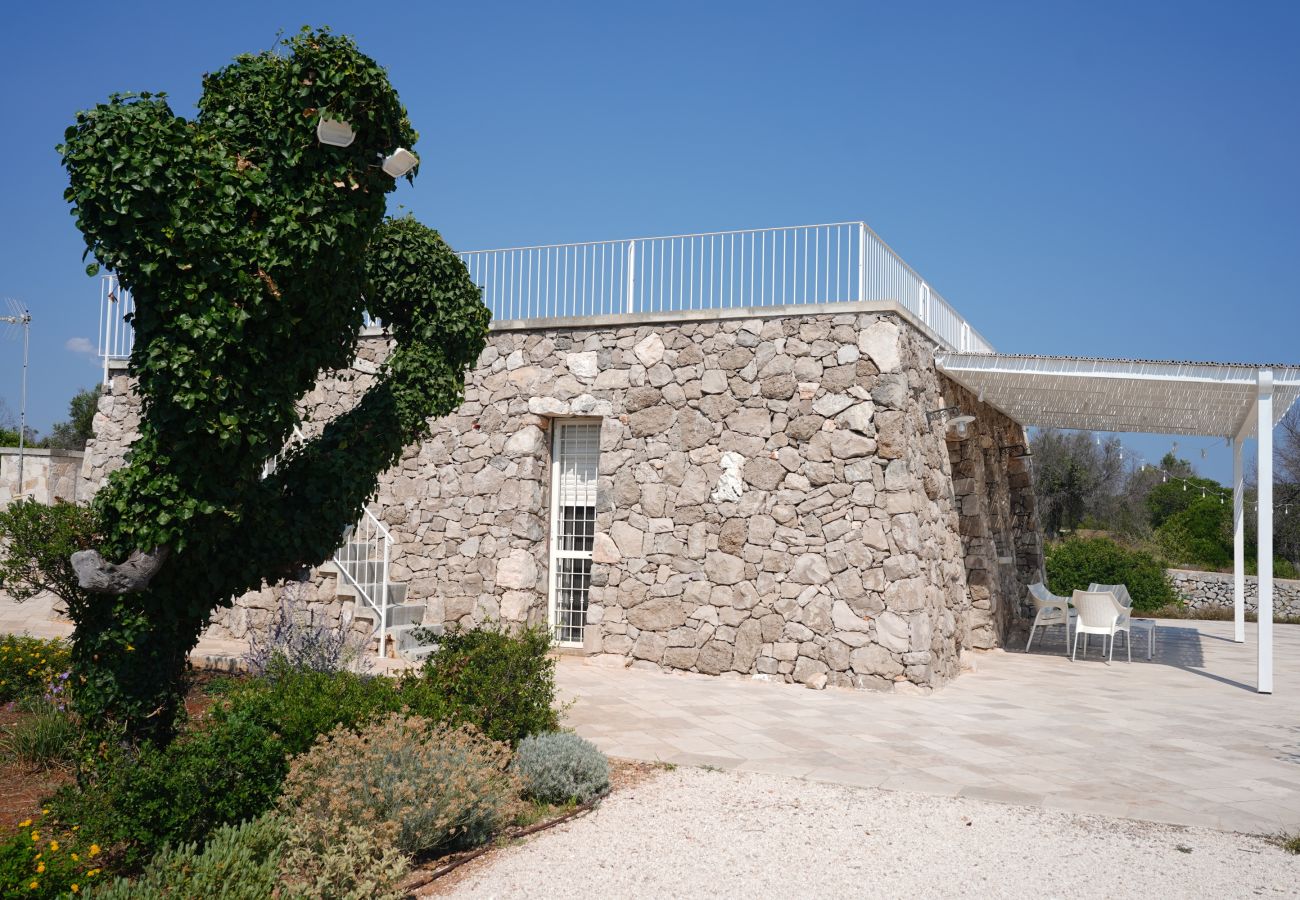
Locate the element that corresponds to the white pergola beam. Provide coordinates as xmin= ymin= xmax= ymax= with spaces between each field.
xmin=1257 ymin=370 xmax=1273 ymax=695
xmin=1232 ymin=435 xmax=1245 ymax=643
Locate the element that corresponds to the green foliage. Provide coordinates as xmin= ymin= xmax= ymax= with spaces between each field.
xmin=41 ymin=386 xmax=101 ymax=451
xmin=0 ymin=500 xmax=99 ymax=606
xmin=1045 ymin=537 xmax=1179 ymax=613
xmin=406 ymin=623 xmax=560 ymax=747
xmin=0 ymin=700 xmax=79 ymax=770
xmin=277 ymin=818 xmax=410 ymax=900
xmin=511 ymin=732 xmax=610 ymax=805
xmin=220 ymin=658 xmax=401 ymax=757
xmin=47 ymin=711 xmax=286 ymax=871
xmin=0 ymin=816 xmax=106 ymax=898
xmin=1155 ymin=495 xmax=1232 ymax=569
xmin=56 ymin=27 xmax=488 ymax=742
xmin=279 ymin=713 xmax=519 ymax=858
xmin=0 ymin=635 xmax=71 ymax=704
xmin=1146 ymin=477 xmax=1223 ymax=529
xmin=86 ymin=815 xmax=285 ymax=900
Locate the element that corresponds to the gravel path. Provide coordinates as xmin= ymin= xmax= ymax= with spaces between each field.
xmin=447 ymin=767 xmax=1297 ymax=899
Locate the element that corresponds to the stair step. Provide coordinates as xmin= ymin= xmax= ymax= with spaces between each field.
xmin=388 ymin=622 xmax=441 ymax=663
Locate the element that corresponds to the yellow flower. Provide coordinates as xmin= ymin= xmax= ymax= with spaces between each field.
xmin=31 ymin=832 xmax=40 ymax=842
xmin=49 ymin=840 xmax=59 ymax=851
xmin=28 ymin=882 xmax=38 ymax=890
xmin=71 ymin=886 xmax=79 ymax=894
xmin=72 ymin=825 xmax=80 ymax=831
xmin=18 ymin=819 xmax=31 ymax=828
xmin=71 ymin=853 xmax=79 ymax=862
xmin=36 ymin=863 xmax=45 ymax=874
xmin=89 ymin=844 xmax=100 ymax=857
xmin=87 ymin=868 xmax=100 ymax=877
xmin=40 ymin=808 xmax=48 ymax=815
xmin=125 ymin=644 xmax=135 ymax=652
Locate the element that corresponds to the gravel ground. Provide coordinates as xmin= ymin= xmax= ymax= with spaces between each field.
xmin=446 ymin=767 xmax=1297 ymax=899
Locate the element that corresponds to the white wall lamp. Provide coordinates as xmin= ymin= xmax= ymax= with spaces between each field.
xmin=316 ymin=116 xmax=356 ymax=148
xmin=926 ymin=405 xmax=976 ymax=440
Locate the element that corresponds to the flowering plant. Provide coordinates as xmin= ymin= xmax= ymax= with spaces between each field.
xmin=0 ymin=814 xmax=103 ymax=897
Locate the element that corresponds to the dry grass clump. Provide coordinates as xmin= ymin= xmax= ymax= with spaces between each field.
xmin=279 ymin=713 xmax=520 ymax=857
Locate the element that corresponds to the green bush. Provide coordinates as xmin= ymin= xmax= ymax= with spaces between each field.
xmin=279 ymin=713 xmax=519 ymax=857
xmin=86 ymin=815 xmax=285 ymax=900
xmin=0 ymin=635 xmax=71 ymax=704
xmin=511 ymin=732 xmax=610 ymax=805
xmin=0 ymin=815 xmax=107 ymax=898
xmin=0 ymin=699 xmax=79 ymax=769
xmin=403 ymin=622 xmax=559 ymax=746
xmin=1045 ymin=537 xmax=1179 ymax=613
xmin=278 ymin=818 xmax=410 ymax=900
xmin=0 ymin=499 xmax=99 ymax=606
xmin=1154 ymin=496 xmax=1231 ymax=569
xmin=221 ymin=658 xmax=402 ymax=756
xmin=47 ymin=711 xmax=286 ymax=871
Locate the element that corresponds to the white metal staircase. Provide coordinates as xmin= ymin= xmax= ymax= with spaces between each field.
xmin=321 ymin=506 xmax=441 ymax=662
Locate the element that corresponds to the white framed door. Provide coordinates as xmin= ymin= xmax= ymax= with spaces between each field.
xmin=548 ymin=418 xmax=601 ymax=647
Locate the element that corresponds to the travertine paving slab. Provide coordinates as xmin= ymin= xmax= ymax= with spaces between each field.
xmin=558 ymin=619 xmax=1300 ymax=834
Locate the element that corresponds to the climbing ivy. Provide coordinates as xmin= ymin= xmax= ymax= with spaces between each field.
xmin=58 ymin=27 xmax=489 ymax=742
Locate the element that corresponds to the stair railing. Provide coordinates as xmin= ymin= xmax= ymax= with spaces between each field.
xmin=333 ymin=506 xmax=392 ymax=658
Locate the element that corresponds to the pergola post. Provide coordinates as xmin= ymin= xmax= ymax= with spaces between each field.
xmin=1257 ymin=370 xmax=1274 ymax=695
xmin=1232 ymin=436 xmax=1245 ymax=644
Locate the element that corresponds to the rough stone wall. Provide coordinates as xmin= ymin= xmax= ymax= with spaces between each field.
xmin=1168 ymin=568 xmax=1300 ymax=618
xmin=2 ymin=449 xmax=85 ymax=504
xmin=939 ymin=377 xmax=1042 ymax=648
xmin=79 ymin=308 xmax=1038 ymax=690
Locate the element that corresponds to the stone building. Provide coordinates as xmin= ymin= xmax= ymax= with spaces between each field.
xmin=81 ymin=296 xmax=1041 ymax=693
xmin=1 ymin=447 xmax=84 ymax=505
xmin=80 ymin=223 xmax=1050 ymax=692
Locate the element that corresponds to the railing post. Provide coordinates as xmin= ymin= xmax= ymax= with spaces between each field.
xmin=625 ymin=240 xmax=637 ymax=314
xmin=857 ymin=223 xmax=867 ymax=302
xmin=378 ymin=518 xmax=390 ymax=660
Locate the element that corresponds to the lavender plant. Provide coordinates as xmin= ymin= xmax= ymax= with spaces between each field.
xmin=243 ymin=583 xmax=372 ymax=677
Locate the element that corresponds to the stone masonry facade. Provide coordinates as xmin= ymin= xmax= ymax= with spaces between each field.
xmin=80 ymin=305 xmax=1041 ymax=691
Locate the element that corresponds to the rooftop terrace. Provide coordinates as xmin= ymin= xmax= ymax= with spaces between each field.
xmin=96 ymin=220 xmax=996 ymax=375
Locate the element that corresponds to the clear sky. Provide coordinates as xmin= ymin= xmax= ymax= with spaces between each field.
xmin=0 ymin=0 xmax=1296 ymax=482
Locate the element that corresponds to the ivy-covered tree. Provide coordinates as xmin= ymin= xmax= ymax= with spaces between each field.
xmin=56 ymin=28 xmax=490 ymax=742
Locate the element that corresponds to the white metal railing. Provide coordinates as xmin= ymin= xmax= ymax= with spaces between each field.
xmin=333 ymin=506 xmax=392 ymax=658
xmin=95 ymin=220 xmax=995 ymax=372
xmin=98 ymin=275 xmax=135 ymax=383
xmin=458 ymin=221 xmax=995 ymax=352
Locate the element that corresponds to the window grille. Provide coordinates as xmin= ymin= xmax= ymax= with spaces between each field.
xmin=549 ymin=420 xmax=600 ymax=646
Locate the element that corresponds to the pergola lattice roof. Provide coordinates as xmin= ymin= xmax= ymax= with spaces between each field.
xmin=935 ymin=353 xmax=1300 ymax=438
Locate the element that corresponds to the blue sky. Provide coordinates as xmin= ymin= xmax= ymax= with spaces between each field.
xmin=0 ymin=0 xmax=1296 ymax=482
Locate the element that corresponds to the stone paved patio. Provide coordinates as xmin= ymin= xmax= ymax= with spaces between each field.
xmin=559 ymin=619 xmax=1300 ymax=835
xmin=6 ymin=589 xmax=1297 ymax=835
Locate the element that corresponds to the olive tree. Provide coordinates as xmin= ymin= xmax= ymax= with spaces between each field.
xmin=56 ymin=28 xmax=489 ymax=741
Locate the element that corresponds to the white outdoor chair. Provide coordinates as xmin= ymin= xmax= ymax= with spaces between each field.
xmin=1071 ymin=590 xmax=1131 ymax=663
xmin=1088 ymin=583 xmax=1133 ymax=609
xmin=1026 ymin=582 xmax=1072 ymax=654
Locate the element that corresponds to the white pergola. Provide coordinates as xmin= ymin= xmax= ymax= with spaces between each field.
xmin=936 ymin=352 xmax=1300 ymax=694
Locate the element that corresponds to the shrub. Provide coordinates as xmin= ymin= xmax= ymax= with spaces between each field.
xmin=1045 ymin=537 xmax=1179 ymax=613
xmin=404 ymin=622 xmax=559 ymax=746
xmin=280 ymin=713 xmax=519 ymax=857
xmin=0 ymin=498 xmax=99 ymax=606
xmin=46 ymin=711 xmax=286 ymax=871
xmin=0 ymin=815 xmax=106 ymax=898
xmin=221 ymin=659 xmax=401 ymax=756
xmin=511 ymin=732 xmax=610 ymax=805
xmin=1154 ymin=496 xmax=1232 ymax=569
xmin=278 ymin=818 xmax=410 ymax=900
xmin=86 ymin=814 xmax=285 ymax=900
xmin=243 ymin=585 xmax=372 ymax=677
xmin=0 ymin=635 xmax=71 ymax=704
xmin=0 ymin=699 xmax=79 ymax=769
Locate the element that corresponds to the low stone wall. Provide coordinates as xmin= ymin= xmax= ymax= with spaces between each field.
xmin=1168 ymin=568 xmax=1300 ymax=619
xmin=1 ymin=448 xmax=84 ymax=505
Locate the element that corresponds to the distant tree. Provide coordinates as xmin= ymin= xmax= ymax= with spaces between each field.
xmin=1145 ymin=471 xmax=1223 ymax=529
xmin=0 ymin=398 xmax=18 ymax=446
xmin=1029 ymin=429 xmax=1123 ymax=537
xmin=41 ymin=385 xmax=100 ymax=450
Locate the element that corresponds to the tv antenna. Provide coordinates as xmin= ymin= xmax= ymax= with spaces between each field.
xmin=1 ymin=299 xmax=32 ymax=496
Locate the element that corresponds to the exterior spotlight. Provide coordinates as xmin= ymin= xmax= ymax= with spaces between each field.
xmin=382 ymin=148 xmax=418 ymax=178
xmin=926 ymin=405 xmax=960 ymax=424
xmin=316 ymin=117 xmax=356 ymax=148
